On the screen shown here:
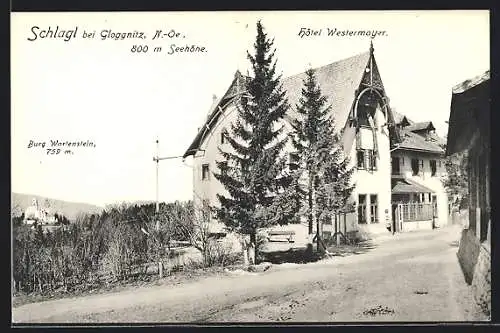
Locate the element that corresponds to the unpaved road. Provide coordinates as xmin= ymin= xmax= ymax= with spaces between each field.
xmin=12 ymin=225 xmax=488 ymax=323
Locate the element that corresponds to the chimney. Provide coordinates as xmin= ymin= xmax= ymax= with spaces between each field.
xmin=212 ymin=94 xmax=217 ymax=101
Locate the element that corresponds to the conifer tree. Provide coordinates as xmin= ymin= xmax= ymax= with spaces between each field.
xmin=214 ymin=21 xmax=295 ymax=263
xmin=290 ymin=69 xmax=355 ymax=236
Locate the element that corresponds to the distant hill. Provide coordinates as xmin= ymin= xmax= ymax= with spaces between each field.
xmin=11 ymin=193 xmax=103 ymax=221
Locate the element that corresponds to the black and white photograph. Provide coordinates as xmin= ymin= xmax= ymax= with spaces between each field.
xmin=11 ymin=10 xmax=490 ymax=323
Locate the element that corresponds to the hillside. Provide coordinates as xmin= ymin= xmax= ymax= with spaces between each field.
xmin=11 ymin=193 xmax=103 ymax=221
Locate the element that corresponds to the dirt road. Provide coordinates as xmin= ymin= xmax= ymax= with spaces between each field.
xmin=12 ymin=225 xmax=488 ymax=323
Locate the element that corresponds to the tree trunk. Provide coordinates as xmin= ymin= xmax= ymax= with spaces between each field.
xmin=335 ymin=214 xmax=340 ymax=246
xmin=158 ymin=261 xmax=163 ymax=278
xmin=308 ymin=177 xmax=313 ymax=234
xmin=242 ymin=245 xmax=249 ymax=266
xmin=248 ymin=232 xmax=256 ymax=265
xmin=312 ymin=185 xmax=320 ymax=252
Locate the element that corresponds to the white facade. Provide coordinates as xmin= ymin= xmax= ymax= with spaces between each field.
xmin=186 ymin=48 xmax=446 ymax=240
xmin=391 ymin=150 xmax=448 ymax=227
xmin=348 ymin=108 xmax=393 ymax=235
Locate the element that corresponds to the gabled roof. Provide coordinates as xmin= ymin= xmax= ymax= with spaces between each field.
xmin=452 ymin=70 xmax=490 ymax=94
xmin=392 ymin=110 xmax=414 ymax=128
xmin=281 ymin=52 xmax=371 ymax=129
xmin=183 ymin=48 xmax=392 ymax=158
xmin=404 ymin=121 xmax=435 ymax=133
xmin=397 ymin=129 xmax=444 ymax=154
xmin=183 ymin=71 xmax=251 ymax=158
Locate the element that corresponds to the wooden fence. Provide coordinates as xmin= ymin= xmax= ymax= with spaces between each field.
xmin=398 ymin=203 xmax=436 ymax=222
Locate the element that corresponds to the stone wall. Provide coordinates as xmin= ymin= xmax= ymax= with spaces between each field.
xmin=471 ymin=244 xmax=491 ymax=316
xmin=457 ymin=228 xmax=491 ymax=316
xmin=457 ymin=229 xmax=480 ymax=284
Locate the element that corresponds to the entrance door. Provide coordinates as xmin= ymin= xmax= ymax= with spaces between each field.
xmin=392 ymin=204 xmax=403 ymax=233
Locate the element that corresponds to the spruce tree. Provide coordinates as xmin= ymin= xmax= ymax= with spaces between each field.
xmin=214 ymin=21 xmax=294 ymax=262
xmin=290 ymin=69 xmax=355 ymax=237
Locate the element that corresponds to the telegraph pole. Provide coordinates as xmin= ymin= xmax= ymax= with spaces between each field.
xmin=153 ymin=138 xmax=185 ymax=229
xmin=152 ymin=138 xmax=185 ymax=278
xmin=155 ymin=139 xmax=159 ymax=213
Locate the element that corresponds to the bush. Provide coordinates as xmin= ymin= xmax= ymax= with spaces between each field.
xmin=11 ymin=200 xmax=244 ymax=296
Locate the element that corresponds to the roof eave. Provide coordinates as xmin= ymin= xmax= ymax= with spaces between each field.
xmin=183 ymin=72 xmax=243 ymax=158
xmin=393 ymin=146 xmax=445 ymax=155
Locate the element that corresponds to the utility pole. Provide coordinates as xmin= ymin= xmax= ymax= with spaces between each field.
xmin=152 ymin=138 xmax=185 ymax=278
xmin=153 ymin=138 xmax=185 ymax=229
xmin=155 ymin=139 xmax=160 ymax=230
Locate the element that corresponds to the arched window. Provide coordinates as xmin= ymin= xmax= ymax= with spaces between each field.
xmin=357 ymin=92 xmax=378 ymax=127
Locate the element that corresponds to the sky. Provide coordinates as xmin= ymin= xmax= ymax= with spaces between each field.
xmin=11 ymin=11 xmax=489 ymax=207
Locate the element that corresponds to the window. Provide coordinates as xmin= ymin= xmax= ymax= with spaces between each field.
xmin=358 ymin=194 xmax=367 ymax=224
xmin=289 ymin=153 xmax=300 ymax=171
xmin=202 ymin=164 xmax=210 ymax=181
xmin=365 ymin=150 xmax=373 ymax=170
xmin=357 ymin=104 xmax=376 ymax=127
xmin=365 ymin=151 xmax=372 ymax=170
xmin=411 ymin=158 xmax=419 ymax=176
xmin=370 ymin=195 xmax=378 ymax=223
xmin=430 ymin=160 xmax=437 ymax=176
xmin=358 ymin=149 xmax=376 ymax=170
xmin=220 ymin=129 xmax=228 ymax=144
xmin=357 ymin=150 xmax=365 ymax=169
xmin=391 ymin=157 xmax=401 ymax=175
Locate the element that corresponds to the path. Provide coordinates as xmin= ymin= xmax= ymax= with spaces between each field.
xmin=12 ymin=225 xmax=487 ymax=323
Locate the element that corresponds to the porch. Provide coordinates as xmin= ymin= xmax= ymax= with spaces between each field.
xmin=391 ymin=176 xmax=437 ymax=232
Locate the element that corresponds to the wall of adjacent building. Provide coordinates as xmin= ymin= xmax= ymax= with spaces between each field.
xmin=390 ymin=150 xmax=449 ymax=227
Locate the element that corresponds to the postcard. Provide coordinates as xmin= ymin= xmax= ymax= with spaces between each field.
xmin=11 ymin=10 xmax=490 ymax=324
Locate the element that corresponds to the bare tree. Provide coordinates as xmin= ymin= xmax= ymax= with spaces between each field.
xmin=174 ymin=202 xmax=234 ymax=267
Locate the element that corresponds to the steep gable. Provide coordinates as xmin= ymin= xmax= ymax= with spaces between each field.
xmin=183 ymin=71 xmax=250 ymax=158
xmin=184 ymin=46 xmax=399 ymax=157
xmin=281 ymin=51 xmax=371 ymax=130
